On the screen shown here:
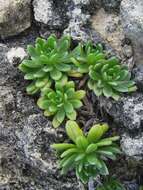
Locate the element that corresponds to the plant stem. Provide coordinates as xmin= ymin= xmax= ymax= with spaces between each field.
xmin=88 ymin=177 xmax=95 ymax=190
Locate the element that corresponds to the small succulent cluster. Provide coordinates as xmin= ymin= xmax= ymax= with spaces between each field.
xmin=88 ymin=57 xmax=137 ymax=100
xmin=19 ymin=35 xmax=72 ymax=94
xmin=52 ymin=121 xmax=121 ymax=183
xmin=19 ymin=34 xmax=136 ymax=186
xmin=19 ymin=34 xmax=136 ymax=99
xmin=97 ymin=177 xmax=126 ymax=190
xmin=37 ymin=82 xmax=85 ymax=128
xmin=70 ymin=42 xmax=136 ymax=100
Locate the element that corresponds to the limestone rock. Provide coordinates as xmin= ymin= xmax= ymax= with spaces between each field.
xmin=102 ymin=0 xmax=121 ymax=13
xmin=101 ymin=93 xmax=143 ymax=133
xmin=0 ymin=43 xmax=79 ymax=189
xmin=121 ymin=0 xmax=143 ymax=65
xmin=121 ymin=133 xmax=143 ymax=160
xmin=0 ymin=0 xmax=31 ymax=39
xmin=33 ymin=0 xmax=68 ymax=30
xmin=133 ymin=65 xmax=143 ymax=91
xmin=6 ymin=47 xmax=27 ymax=65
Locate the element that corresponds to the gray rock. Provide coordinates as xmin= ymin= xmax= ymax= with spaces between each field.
xmin=33 ymin=0 xmax=68 ymax=30
xmin=101 ymin=93 xmax=143 ymax=133
xmin=102 ymin=0 xmax=121 ymax=13
xmin=124 ymin=181 xmax=139 ymax=190
xmin=64 ymin=5 xmax=90 ymax=41
xmin=121 ymin=133 xmax=143 ymax=160
xmin=0 ymin=42 xmax=79 ymax=189
xmin=133 ymin=65 xmax=143 ymax=91
xmin=122 ymin=44 xmax=133 ymax=58
xmin=121 ymin=0 xmax=143 ymax=65
xmin=0 ymin=0 xmax=31 ymax=39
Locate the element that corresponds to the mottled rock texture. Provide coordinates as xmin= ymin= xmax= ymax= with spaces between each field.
xmin=0 ymin=0 xmax=31 ymax=39
xmin=102 ymin=0 xmax=121 ymax=13
xmin=101 ymin=93 xmax=143 ymax=160
xmin=33 ymin=0 xmax=68 ymax=30
xmin=0 ymin=41 xmax=78 ymax=189
xmin=101 ymin=93 xmax=143 ymax=133
xmin=133 ymin=65 xmax=143 ymax=91
xmin=121 ymin=0 xmax=143 ymax=65
xmin=121 ymin=133 xmax=143 ymax=160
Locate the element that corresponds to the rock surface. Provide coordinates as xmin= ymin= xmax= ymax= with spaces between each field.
xmin=121 ymin=0 xmax=143 ymax=65
xmin=101 ymin=93 xmax=143 ymax=133
xmin=0 ymin=0 xmax=31 ymax=39
xmin=0 ymin=41 xmax=79 ymax=189
xmin=101 ymin=93 xmax=143 ymax=160
xmin=133 ymin=65 xmax=143 ymax=91
xmin=102 ymin=0 xmax=121 ymax=13
xmin=121 ymin=133 xmax=143 ymax=160
xmin=33 ymin=0 xmax=68 ymax=30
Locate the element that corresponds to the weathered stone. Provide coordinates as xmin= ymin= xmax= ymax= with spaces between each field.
xmin=0 ymin=43 xmax=79 ymax=189
xmin=124 ymin=181 xmax=139 ymax=190
xmin=101 ymin=93 xmax=143 ymax=133
xmin=121 ymin=133 xmax=143 ymax=160
xmin=91 ymin=8 xmax=125 ymax=57
xmin=121 ymin=0 xmax=143 ymax=65
xmin=133 ymin=65 xmax=143 ymax=91
xmin=6 ymin=47 xmax=27 ymax=65
xmin=33 ymin=0 xmax=68 ymax=30
xmin=0 ymin=0 xmax=31 ymax=39
xmin=102 ymin=0 xmax=121 ymax=13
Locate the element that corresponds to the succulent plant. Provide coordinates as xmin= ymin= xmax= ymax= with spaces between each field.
xmin=51 ymin=121 xmax=121 ymax=183
xmin=97 ymin=177 xmax=126 ymax=190
xmin=70 ymin=42 xmax=105 ymax=74
xmin=37 ymin=82 xmax=85 ymax=128
xmin=88 ymin=57 xmax=137 ymax=100
xmin=19 ymin=34 xmax=72 ymax=94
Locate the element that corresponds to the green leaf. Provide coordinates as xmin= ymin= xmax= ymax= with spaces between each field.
xmin=96 ymin=140 xmax=112 ymax=147
xmin=24 ymin=73 xmax=35 ymax=80
xmin=66 ymin=121 xmax=84 ymax=143
xmin=87 ymin=154 xmax=102 ymax=168
xmin=87 ymin=124 xmax=109 ymax=143
xmin=101 ymin=136 xmax=120 ymax=142
xmin=99 ymin=160 xmax=109 ymax=175
xmin=75 ymin=153 xmax=85 ymax=162
xmin=44 ymin=110 xmax=54 ymax=117
xmin=49 ymin=104 xmax=57 ymax=113
xmin=86 ymin=144 xmax=98 ymax=154
xmin=103 ymin=85 xmax=113 ymax=98
xmin=70 ymin=100 xmax=83 ymax=108
xmin=34 ymin=70 xmax=46 ymax=78
xmin=26 ymin=82 xmax=38 ymax=94
xmin=51 ymin=143 xmax=75 ymax=151
xmin=37 ymin=98 xmax=50 ymax=110
xmin=50 ymin=69 xmax=62 ymax=80
xmin=35 ymin=78 xmax=49 ymax=88
xmin=60 ymin=148 xmax=79 ymax=158
xmin=93 ymin=85 xmax=103 ymax=96
xmin=55 ymin=63 xmax=71 ymax=72
xmin=64 ymin=102 xmax=74 ymax=113
xmin=66 ymin=110 xmax=77 ymax=120
xmin=73 ymin=90 xmax=86 ymax=100
xmin=43 ymin=65 xmax=53 ymax=72
xmin=76 ymin=167 xmax=89 ymax=184
xmin=47 ymin=34 xmax=57 ymax=49
xmin=22 ymin=60 xmax=42 ymax=68
xmin=76 ymin=136 xmax=89 ymax=150
xmin=27 ymin=45 xmax=39 ymax=57
xmin=52 ymin=115 xmax=61 ymax=128
xmin=57 ymin=74 xmax=68 ymax=85
xmin=61 ymin=154 xmax=77 ymax=168
xmin=56 ymin=108 xmax=65 ymax=123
